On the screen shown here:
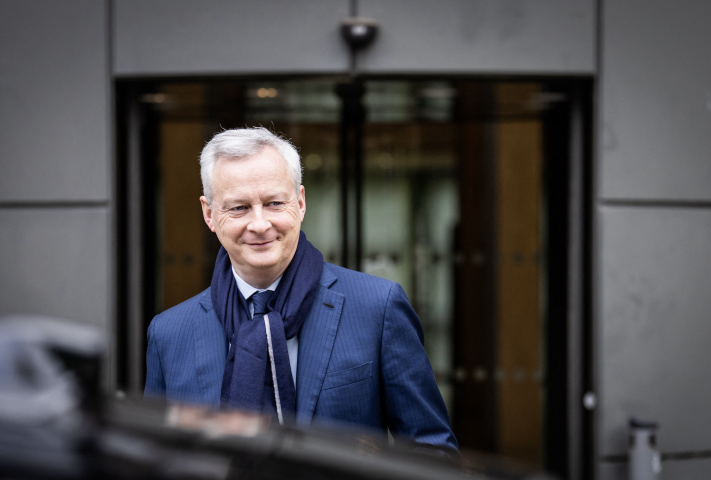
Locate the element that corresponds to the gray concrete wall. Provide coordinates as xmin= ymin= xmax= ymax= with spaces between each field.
xmin=6 ymin=0 xmax=711 ymax=478
xmin=113 ymin=0 xmax=351 ymax=76
xmin=358 ymin=0 xmax=595 ymax=74
xmin=0 ymin=0 xmax=111 ymax=336
xmin=0 ymin=209 xmax=110 ymax=325
xmin=600 ymin=1 xmax=711 ymax=200
xmin=597 ymin=0 xmax=711 ymax=477
xmin=0 ymin=0 xmax=110 ymax=202
xmin=599 ymin=208 xmax=711 ymax=448
xmin=600 ymin=458 xmax=711 ymax=480
xmin=113 ymin=0 xmax=595 ymax=77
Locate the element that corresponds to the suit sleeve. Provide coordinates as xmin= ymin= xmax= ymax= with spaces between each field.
xmin=380 ymin=283 xmax=459 ymax=452
xmin=144 ymin=318 xmax=166 ymax=399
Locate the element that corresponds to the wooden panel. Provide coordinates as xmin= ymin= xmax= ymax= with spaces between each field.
xmin=494 ymin=84 xmax=543 ymax=466
xmin=453 ymin=81 xmax=497 ymax=450
xmin=455 ymin=119 xmax=496 ymax=449
xmin=159 ymin=85 xmax=209 ymax=310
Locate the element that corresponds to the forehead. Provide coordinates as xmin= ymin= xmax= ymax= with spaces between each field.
xmin=213 ymin=147 xmax=293 ymax=196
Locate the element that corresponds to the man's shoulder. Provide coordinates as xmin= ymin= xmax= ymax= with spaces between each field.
xmin=323 ymin=263 xmax=401 ymax=302
xmin=324 ymin=262 xmax=394 ymax=284
xmin=149 ymin=288 xmax=213 ymax=333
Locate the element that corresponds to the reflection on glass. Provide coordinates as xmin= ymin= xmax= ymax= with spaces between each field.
xmin=243 ymin=80 xmax=342 ymax=265
xmin=362 ymin=81 xmax=459 ymax=422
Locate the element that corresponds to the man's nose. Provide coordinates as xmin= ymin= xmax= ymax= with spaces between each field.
xmin=248 ymin=206 xmax=271 ymax=234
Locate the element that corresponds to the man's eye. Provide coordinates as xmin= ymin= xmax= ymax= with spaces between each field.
xmin=232 ymin=205 xmax=246 ymax=211
xmin=268 ymin=201 xmax=283 ymax=207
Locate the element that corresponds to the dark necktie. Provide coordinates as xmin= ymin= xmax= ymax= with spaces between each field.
xmin=252 ymin=290 xmax=274 ymax=319
xmin=251 ymin=289 xmax=282 ymax=420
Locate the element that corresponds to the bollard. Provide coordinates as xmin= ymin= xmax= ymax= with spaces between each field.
xmin=629 ymin=418 xmax=661 ymax=480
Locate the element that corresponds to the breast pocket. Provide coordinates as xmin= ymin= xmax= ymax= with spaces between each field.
xmin=322 ymin=361 xmax=373 ymax=390
xmin=317 ymin=361 xmax=375 ymax=424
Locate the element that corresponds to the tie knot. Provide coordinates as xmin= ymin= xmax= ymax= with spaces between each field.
xmin=252 ymin=290 xmax=274 ymax=317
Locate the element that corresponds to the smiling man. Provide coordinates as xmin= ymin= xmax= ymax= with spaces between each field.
xmin=203 ymin=144 xmax=304 ymax=289
xmin=145 ymin=128 xmax=457 ymax=452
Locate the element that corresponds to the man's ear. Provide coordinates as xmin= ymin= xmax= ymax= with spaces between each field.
xmin=200 ymin=196 xmax=216 ymax=232
xmin=298 ymin=185 xmax=306 ymax=221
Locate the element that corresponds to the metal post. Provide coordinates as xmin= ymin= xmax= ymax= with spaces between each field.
xmin=629 ymin=418 xmax=661 ymax=480
xmin=336 ymin=81 xmax=365 ymax=271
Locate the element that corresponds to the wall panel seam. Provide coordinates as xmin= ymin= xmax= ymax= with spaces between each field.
xmin=0 ymin=201 xmax=110 ymax=209
xmin=600 ymin=199 xmax=711 ymax=210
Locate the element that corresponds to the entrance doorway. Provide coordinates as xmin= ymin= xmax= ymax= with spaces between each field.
xmin=116 ymin=76 xmax=592 ymax=474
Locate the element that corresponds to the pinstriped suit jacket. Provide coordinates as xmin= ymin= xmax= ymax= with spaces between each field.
xmin=145 ymin=262 xmax=458 ymax=451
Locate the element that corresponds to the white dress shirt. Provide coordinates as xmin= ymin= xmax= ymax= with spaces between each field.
xmin=231 ymin=268 xmax=298 ymax=387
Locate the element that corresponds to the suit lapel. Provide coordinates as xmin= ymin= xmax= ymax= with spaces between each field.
xmin=295 ymin=266 xmax=343 ymax=426
xmin=195 ymin=288 xmax=227 ymax=406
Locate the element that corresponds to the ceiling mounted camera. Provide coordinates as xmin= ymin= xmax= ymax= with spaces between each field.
xmin=340 ymin=17 xmax=379 ymax=50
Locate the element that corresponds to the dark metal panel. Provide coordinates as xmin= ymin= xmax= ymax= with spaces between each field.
xmin=596 ymin=461 xmax=625 ymax=480
xmin=0 ymin=208 xmax=109 ymax=327
xmin=599 ymin=206 xmax=711 ymax=457
xmin=125 ymin=100 xmax=145 ymax=395
xmin=599 ymin=457 xmax=711 ymax=480
xmin=658 ymin=459 xmax=711 ymax=480
xmin=566 ymin=93 xmax=585 ymax=480
xmin=113 ymin=0 xmax=351 ymax=76
xmin=0 ymin=0 xmax=109 ymax=202
xmin=358 ymin=0 xmax=595 ymax=74
xmin=600 ymin=0 xmax=711 ymax=200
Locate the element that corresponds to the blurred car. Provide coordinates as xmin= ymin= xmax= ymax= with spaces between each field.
xmin=0 ymin=315 xmax=554 ymax=480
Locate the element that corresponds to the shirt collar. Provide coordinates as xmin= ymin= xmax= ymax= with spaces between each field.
xmin=232 ymin=267 xmax=281 ymax=300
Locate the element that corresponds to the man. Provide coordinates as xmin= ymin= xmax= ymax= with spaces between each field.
xmin=145 ymin=127 xmax=457 ymax=452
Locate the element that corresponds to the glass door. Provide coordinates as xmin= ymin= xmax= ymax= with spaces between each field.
xmin=116 ymin=76 xmax=590 ymax=472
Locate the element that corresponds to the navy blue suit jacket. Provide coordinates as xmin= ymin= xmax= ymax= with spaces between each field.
xmin=145 ymin=263 xmax=457 ymax=451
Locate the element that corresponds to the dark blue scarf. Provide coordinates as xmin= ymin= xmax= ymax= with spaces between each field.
xmin=211 ymin=231 xmax=323 ymax=417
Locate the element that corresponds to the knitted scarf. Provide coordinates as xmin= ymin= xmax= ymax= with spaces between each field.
xmin=211 ymin=231 xmax=323 ymax=419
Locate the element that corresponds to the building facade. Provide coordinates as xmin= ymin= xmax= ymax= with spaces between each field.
xmin=1 ymin=1 xmax=711 ymax=478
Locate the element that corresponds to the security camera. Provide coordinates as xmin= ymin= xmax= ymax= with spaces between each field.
xmin=340 ymin=17 xmax=379 ymax=50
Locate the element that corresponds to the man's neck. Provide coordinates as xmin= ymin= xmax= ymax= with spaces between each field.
xmin=232 ymin=267 xmax=281 ymax=297
xmin=231 ymin=264 xmax=284 ymax=290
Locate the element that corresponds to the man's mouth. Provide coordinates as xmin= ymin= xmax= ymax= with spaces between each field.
xmin=247 ymin=240 xmax=275 ymax=247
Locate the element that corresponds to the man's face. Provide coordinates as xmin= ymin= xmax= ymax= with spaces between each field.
xmin=200 ymin=146 xmax=305 ymax=288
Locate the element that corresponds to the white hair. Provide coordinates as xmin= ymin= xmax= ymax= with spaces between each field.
xmin=199 ymin=127 xmax=302 ymax=203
